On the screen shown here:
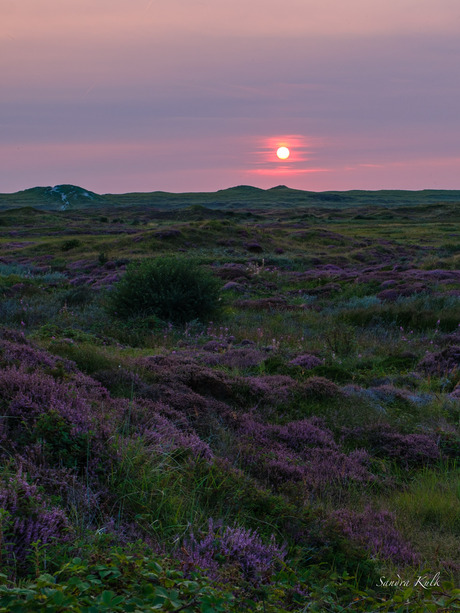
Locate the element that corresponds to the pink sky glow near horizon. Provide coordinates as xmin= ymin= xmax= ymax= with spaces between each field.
xmin=2 ymin=0 xmax=460 ymax=194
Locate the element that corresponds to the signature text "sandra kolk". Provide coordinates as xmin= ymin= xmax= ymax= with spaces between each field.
xmin=377 ymin=572 xmax=440 ymax=589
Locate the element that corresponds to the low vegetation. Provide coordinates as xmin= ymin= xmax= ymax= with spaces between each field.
xmin=0 ymin=186 xmax=459 ymax=611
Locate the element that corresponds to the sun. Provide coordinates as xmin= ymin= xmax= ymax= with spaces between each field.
xmin=276 ymin=146 xmax=290 ymax=160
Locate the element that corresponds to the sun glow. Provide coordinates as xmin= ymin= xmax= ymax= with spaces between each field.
xmin=276 ymin=146 xmax=290 ymax=160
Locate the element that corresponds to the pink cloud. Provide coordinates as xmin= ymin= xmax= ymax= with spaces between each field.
xmin=247 ymin=167 xmax=331 ymax=177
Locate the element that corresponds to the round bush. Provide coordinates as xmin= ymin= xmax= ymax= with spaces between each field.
xmin=107 ymin=257 xmax=221 ymax=324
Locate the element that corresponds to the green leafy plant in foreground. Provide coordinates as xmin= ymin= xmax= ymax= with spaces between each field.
xmin=0 ymin=553 xmax=458 ymax=612
xmin=0 ymin=552 xmax=234 ymax=612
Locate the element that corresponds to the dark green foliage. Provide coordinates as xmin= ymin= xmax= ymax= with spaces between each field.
xmin=380 ymin=353 xmax=418 ymax=371
xmin=34 ymin=411 xmax=92 ymax=470
xmin=98 ymin=251 xmax=109 ymax=265
xmin=262 ymin=355 xmax=293 ymax=375
xmin=61 ymin=239 xmax=81 ymax=251
xmin=107 ymin=256 xmax=221 ymax=324
xmin=59 ymin=286 xmax=95 ymax=307
xmin=310 ymin=364 xmax=353 ymax=383
xmin=437 ymin=431 xmax=460 ymax=460
xmin=0 ymin=552 xmax=234 ymax=612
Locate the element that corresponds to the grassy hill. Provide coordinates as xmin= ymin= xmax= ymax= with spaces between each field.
xmin=1 ymin=183 xmax=460 ymax=212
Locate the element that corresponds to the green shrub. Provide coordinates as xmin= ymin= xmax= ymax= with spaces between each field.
xmin=380 ymin=353 xmax=418 ymax=371
xmin=310 ymin=364 xmax=353 ymax=383
xmin=107 ymin=256 xmax=221 ymax=324
xmin=60 ymin=286 xmax=95 ymax=307
xmin=61 ymin=239 xmax=81 ymax=252
xmin=34 ymin=410 xmax=93 ymax=470
xmin=98 ymin=251 xmax=109 ymax=265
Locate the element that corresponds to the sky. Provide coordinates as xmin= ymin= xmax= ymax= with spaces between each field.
xmin=2 ymin=0 xmax=460 ymax=193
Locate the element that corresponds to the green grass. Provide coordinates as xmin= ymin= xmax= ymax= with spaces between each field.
xmin=390 ymin=465 xmax=460 ymax=533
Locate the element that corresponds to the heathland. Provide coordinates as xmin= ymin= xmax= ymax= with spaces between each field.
xmin=0 ymin=185 xmax=459 ymax=612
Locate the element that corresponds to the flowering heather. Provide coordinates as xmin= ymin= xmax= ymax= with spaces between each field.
xmin=301 ymin=376 xmax=341 ymax=399
xmin=235 ymin=297 xmax=307 ymax=312
xmin=0 ymin=337 xmax=219 ymax=484
xmin=213 ymin=264 xmax=250 ymax=281
xmin=66 ymin=259 xmax=94 ymax=271
xmin=182 ymin=519 xmax=286 ymax=585
xmin=139 ymin=353 xmax=197 ymax=378
xmin=450 ymin=384 xmax=460 ymax=399
xmin=332 ymin=506 xmax=419 ymax=565
xmin=262 ymin=457 xmax=306 ymax=486
xmin=69 ymin=275 xmax=94 ymax=287
xmin=222 ymin=281 xmax=244 ymax=291
xmin=91 ymin=272 xmax=121 ymax=288
xmin=105 ymin=362 xmax=234 ymax=438
xmin=13 ymin=451 xmax=105 ymax=523
xmin=302 ymin=448 xmax=371 ymax=491
xmin=405 ymin=268 xmax=460 ymax=282
xmin=138 ymin=354 xmax=241 ymax=403
xmin=156 ymin=384 xmax=212 ymax=417
xmin=246 ymin=374 xmax=297 ymax=405
xmin=143 ymin=410 xmax=213 ymax=460
xmin=201 ymin=347 xmax=266 ymax=370
xmin=99 ymin=381 xmax=215 ymax=459
xmin=0 ymin=337 xmax=67 ymax=370
xmin=417 ymin=345 xmax=460 ymax=377
xmin=202 ymin=339 xmax=228 ymax=352
xmin=257 ymin=447 xmax=372 ymax=496
xmin=233 ymin=415 xmax=372 ymax=494
xmin=342 ymin=423 xmax=440 ymax=467
xmin=0 ymin=469 xmax=72 ymax=567
xmin=0 ymin=366 xmax=94 ymax=433
xmin=288 ymin=353 xmax=324 ymax=370
xmin=274 ymin=417 xmax=337 ymax=451
xmin=0 ymin=327 xmax=29 ymax=345
xmin=0 ymin=356 xmax=123 ymax=471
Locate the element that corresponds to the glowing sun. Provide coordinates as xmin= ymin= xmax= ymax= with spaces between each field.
xmin=276 ymin=146 xmax=290 ymax=160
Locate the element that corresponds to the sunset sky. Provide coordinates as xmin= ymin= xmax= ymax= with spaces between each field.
xmin=2 ymin=0 xmax=460 ymax=193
